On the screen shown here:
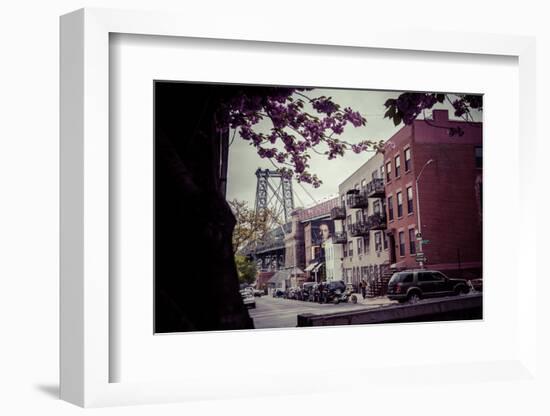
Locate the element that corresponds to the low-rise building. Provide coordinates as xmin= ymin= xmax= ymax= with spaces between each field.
xmin=334 ymin=152 xmax=390 ymax=292
xmin=283 ymin=197 xmax=339 ymax=284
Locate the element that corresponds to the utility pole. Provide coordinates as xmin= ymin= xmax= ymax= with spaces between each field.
xmin=415 ymin=159 xmax=434 ymax=269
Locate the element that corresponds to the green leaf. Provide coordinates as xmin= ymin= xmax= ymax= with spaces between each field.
xmin=384 ymin=107 xmax=396 ymax=119
xmin=392 ymin=114 xmax=402 ymax=126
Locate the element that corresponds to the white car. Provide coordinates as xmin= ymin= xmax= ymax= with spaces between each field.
xmin=240 ymin=289 xmax=256 ymax=309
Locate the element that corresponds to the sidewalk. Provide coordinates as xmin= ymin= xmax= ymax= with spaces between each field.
xmin=351 ymin=294 xmax=398 ymax=308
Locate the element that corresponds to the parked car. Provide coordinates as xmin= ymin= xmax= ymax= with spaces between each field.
xmin=324 ymin=280 xmax=349 ymax=304
xmin=272 ymin=288 xmax=285 ymax=298
xmin=386 ymin=270 xmax=470 ymax=303
xmin=285 ymin=287 xmax=301 ymax=300
xmin=469 ymin=278 xmax=483 ymax=292
xmin=240 ymin=289 xmax=256 ymax=309
xmin=240 ymin=286 xmax=254 ymax=297
xmin=308 ymin=280 xmax=350 ymax=304
xmin=301 ymin=282 xmax=317 ymax=302
xmin=253 ymin=288 xmax=264 ymax=297
xmin=345 ymin=283 xmax=356 ymax=295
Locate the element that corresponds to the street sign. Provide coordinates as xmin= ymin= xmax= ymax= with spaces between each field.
xmin=421 ymin=239 xmax=430 ymax=244
xmin=415 ymin=252 xmax=427 ymax=263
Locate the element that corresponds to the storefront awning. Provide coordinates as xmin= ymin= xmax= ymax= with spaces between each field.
xmin=267 ymin=270 xmax=290 ymax=284
xmin=304 ymin=262 xmax=319 ymax=272
xmin=289 ymin=266 xmax=304 ymax=275
xmin=267 ymin=267 xmax=305 ymax=284
xmin=312 ymin=262 xmax=324 ymax=273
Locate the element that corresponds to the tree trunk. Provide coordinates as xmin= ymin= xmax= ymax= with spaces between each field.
xmin=154 ymin=82 xmax=253 ymax=332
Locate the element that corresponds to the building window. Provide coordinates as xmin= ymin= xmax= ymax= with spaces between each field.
xmin=475 ymin=146 xmax=482 ymax=168
xmin=355 ymin=183 xmax=360 ymax=191
xmin=409 ymin=228 xmax=416 ymax=254
xmin=375 ymin=232 xmax=382 ymax=251
xmin=356 ymin=210 xmax=363 ymax=224
xmin=383 ymin=233 xmax=388 ymax=250
xmin=361 ymin=179 xmax=367 ymax=192
xmin=407 ymin=186 xmax=414 ymax=214
xmin=404 ymin=148 xmax=411 ymax=172
xmin=343 ymin=243 xmax=347 ymax=257
xmin=381 ymin=165 xmax=385 ymax=182
xmin=365 ymin=234 xmax=370 ymax=252
xmin=386 ymin=161 xmax=392 ymax=181
xmin=341 ymin=194 xmax=346 ymax=208
xmin=348 ymin=241 xmax=354 ymax=257
xmin=399 ymin=231 xmax=405 ymax=257
xmin=395 ymin=155 xmax=401 ymax=178
xmin=373 ymin=200 xmax=381 ymax=215
xmin=347 ymin=215 xmax=352 ymax=231
xmin=396 ymin=191 xmax=403 ymax=217
xmin=357 ymin=237 xmax=363 ymax=255
xmin=387 ymin=196 xmax=394 ymax=221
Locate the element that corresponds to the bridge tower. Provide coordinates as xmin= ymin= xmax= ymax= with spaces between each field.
xmin=254 ymin=168 xmax=295 ymax=224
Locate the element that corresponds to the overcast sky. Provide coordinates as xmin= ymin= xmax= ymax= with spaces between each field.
xmin=226 ymin=88 xmax=482 ymax=210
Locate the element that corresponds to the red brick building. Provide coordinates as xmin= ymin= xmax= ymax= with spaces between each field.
xmin=383 ymin=109 xmax=482 ymax=279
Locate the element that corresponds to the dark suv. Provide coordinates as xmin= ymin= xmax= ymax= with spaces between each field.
xmin=386 ymin=270 xmax=470 ymax=303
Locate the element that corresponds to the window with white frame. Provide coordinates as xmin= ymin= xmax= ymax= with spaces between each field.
xmin=375 ymin=231 xmax=382 ymax=251
xmin=404 ymin=147 xmax=412 ymax=172
xmin=397 ymin=191 xmax=403 ymax=217
xmin=395 ymin=155 xmax=401 ymax=177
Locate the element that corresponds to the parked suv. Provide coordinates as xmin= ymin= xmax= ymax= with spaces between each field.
xmin=386 ymin=270 xmax=470 ymax=303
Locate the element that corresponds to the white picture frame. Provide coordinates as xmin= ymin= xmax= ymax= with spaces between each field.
xmin=60 ymin=7 xmax=539 ymax=408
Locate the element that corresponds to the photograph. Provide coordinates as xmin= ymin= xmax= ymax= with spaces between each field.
xmin=154 ymin=81 xmax=483 ymax=333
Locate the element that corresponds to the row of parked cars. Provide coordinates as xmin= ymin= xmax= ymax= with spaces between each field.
xmin=271 ymin=269 xmax=482 ymax=305
xmin=272 ymin=280 xmax=358 ymax=304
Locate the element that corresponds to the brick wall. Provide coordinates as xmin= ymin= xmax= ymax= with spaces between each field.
xmin=383 ymin=110 xmax=482 ymax=278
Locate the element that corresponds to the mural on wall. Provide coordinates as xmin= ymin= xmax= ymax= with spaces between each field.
xmin=310 ymin=219 xmax=335 ymax=245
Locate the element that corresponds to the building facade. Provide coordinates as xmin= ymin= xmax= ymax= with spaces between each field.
xmin=280 ymin=197 xmax=340 ymax=284
xmin=333 ymin=153 xmax=390 ymax=290
xmin=383 ymin=109 xmax=482 ymax=279
xmin=324 ymin=237 xmax=344 ymax=282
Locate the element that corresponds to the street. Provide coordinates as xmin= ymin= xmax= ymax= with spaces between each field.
xmin=248 ymin=294 xmax=388 ymax=329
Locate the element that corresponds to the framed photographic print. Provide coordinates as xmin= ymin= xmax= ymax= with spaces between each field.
xmin=60 ymin=7 xmax=539 ymax=409
xmin=151 ymin=79 xmax=483 ymax=334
